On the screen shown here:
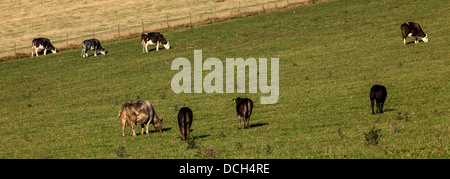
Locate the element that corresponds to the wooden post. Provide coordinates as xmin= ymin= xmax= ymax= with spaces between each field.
xmin=142 ymin=20 xmax=144 ymax=33
xmin=118 ymin=24 xmax=120 ymax=38
xmin=66 ymin=33 xmax=69 ymax=48
xmin=213 ymin=5 xmax=216 ymax=23
xmin=189 ymin=11 xmax=192 ymax=28
xmin=287 ymin=0 xmax=289 ymax=7
xmin=93 ymin=28 xmax=95 ymax=39
xmin=239 ymin=2 xmax=241 ymax=15
xmin=166 ymin=14 xmax=169 ymax=28
xmin=262 ymin=0 xmax=265 ymax=11
xmin=14 ymin=42 xmax=16 ymax=56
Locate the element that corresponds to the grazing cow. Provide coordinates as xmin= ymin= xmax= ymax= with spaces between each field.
xmin=401 ymin=22 xmax=428 ymax=46
xmin=177 ymin=107 xmax=193 ymax=140
xmin=233 ymin=97 xmax=253 ymax=129
xmin=81 ymin=39 xmax=106 ymax=58
xmin=118 ymin=100 xmax=164 ymax=137
xmin=141 ymin=32 xmax=170 ymax=53
xmin=31 ymin=37 xmax=57 ymax=57
xmin=370 ymin=85 xmax=387 ymax=114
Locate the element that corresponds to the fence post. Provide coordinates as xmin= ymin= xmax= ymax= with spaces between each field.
xmin=118 ymin=24 xmax=120 ymax=38
xmin=262 ymin=0 xmax=265 ymax=11
xmin=93 ymin=28 xmax=95 ymax=39
xmin=66 ymin=33 xmax=69 ymax=48
xmin=287 ymin=0 xmax=289 ymax=7
xmin=14 ymin=42 xmax=16 ymax=56
xmin=213 ymin=5 xmax=216 ymax=23
xmin=239 ymin=2 xmax=241 ymax=15
xmin=166 ymin=14 xmax=169 ymax=29
xmin=189 ymin=11 xmax=192 ymax=28
xmin=142 ymin=20 xmax=144 ymax=33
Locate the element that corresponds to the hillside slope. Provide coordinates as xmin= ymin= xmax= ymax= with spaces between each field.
xmin=0 ymin=0 xmax=448 ymax=158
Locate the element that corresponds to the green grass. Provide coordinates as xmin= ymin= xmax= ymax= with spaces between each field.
xmin=0 ymin=0 xmax=448 ymax=159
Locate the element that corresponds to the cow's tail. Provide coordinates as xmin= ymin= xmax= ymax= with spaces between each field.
xmin=118 ymin=107 xmax=124 ymax=118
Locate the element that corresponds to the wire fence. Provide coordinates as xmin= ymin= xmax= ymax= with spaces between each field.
xmin=1 ymin=0 xmax=310 ymax=58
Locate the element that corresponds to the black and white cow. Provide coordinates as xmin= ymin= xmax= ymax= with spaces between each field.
xmin=141 ymin=32 xmax=170 ymax=53
xmin=81 ymin=39 xmax=106 ymax=58
xmin=401 ymin=22 xmax=428 ymax=46
xmin=31 ymin=37 xmax=57 ymax=57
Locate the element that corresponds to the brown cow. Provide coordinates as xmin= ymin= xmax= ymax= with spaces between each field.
xmin=177 ymin=107 xmax=193 ymax=140
xmin=118 ymin=100 xmax=164 ymax=137
xmin=233 ymin=97 xmax=253 ymax=129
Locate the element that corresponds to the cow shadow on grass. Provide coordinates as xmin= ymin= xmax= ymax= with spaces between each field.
xmin=249 ymin=122 xmax=269 ymax=128
xmin=145 ymin=46 xmax=173 ymax=52
xmin=383 ymin=108 xmax=396 ymax=112
xmin=405 ymin=40 xmax=424 ymax=45
xmin=138 ymin=127 xmax=172 ymax=135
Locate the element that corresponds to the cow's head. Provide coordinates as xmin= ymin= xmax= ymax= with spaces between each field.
xmin=97 ymin=46 xmax=106 ymax=55
xmin=422 ymin=35 xmax=428 ymax=43
xmin=153 ymin=118 xmax=164 ymax=132
xmin=164 ymin=41 xmax=170 ymax=49
xmin=50 ymin=47 xmax=57 ymax=54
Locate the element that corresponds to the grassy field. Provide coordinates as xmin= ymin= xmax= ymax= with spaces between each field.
xmin=0 ymin=0 xmax=448 ymax=159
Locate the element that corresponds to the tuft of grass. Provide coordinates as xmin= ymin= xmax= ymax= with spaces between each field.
xmin=364 ymin=127 xmax=382 ymax=146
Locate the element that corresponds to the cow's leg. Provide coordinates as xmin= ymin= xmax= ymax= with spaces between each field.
xmin=371 ymin=99 xmax=375 ymax=114
xmin=380 ymin=101 xmax=385 ymax=113
xmin=403 ymin=38 xmax=406 ymax=46
xmin=376 ymin=101 xmax=381 ymax=113
xmin=35 ymin=48 xmax=39 ymax=57
xmin=130 ymin=124 xmax=136 ymax=136
xmin=44 ymin=49 xmax=47 ymax=55
xmin=145 ymin=121 xmax=150 ymax=135
xmin=142 ymin=41 xmax=146 ymax=53
xmin=180 ymin=122 xmax=186 ymax=140
xmin=415 ymin=35 xmax=418 ymax=44
xmin=238 ymin=115 xmax=241 ymax=129
xmin=140 ymin=124 xmax=145 ymax=135
xmin=186 ymin=122 xmax=191 ymax=139
xmin=121 ymin=119 xmax=126 ymax=137
xmin=31 ymin=47 xmax=34 ymax=57
xmin=145 ymin=44 xmax=149 ymax=53
xmin=94 ymin=48 xmax=97 ymax=56
xmin=246 ymin=116 xmax=251 ymax=129
xmin=156 ymin=42 xmax=160 ymax=51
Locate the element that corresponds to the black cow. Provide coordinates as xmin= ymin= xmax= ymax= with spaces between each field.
xmin=401 ymin=22 xmax=428 ymax=46
xmin=370 ymin=85 xmax=387 ymax=114
xmin=178 ymin=107 xmax=193 ymax=140
xmin=233 ymin=97 xmax=253 ymax=129
xmin=81 ymin=39 xmax=106 ymax=58
xmin=141 ymin=32 xmax=170 ymax=53
xmin=31 ymin=37 xmax=57 ymax=57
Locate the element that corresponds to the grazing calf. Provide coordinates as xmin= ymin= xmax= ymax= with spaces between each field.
xmin=370 ymin=85 xmax=387 ymax=114
xmin=401 ymin=22 xmax=428 ymax=46
xmin=141 ymin=32 xmax=170 ymax=53
xmin=31 ymin=37 xmax=57 ymax=57
xmin=177 ymin=107 xmax=193 ymax=140
xmin=81 ymin=39 xmax=106 ymax=58
xmin=233 ymin=97 xmax=253 ymax=129
xmin=118 ymin=100 xmax=164 ymax=137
